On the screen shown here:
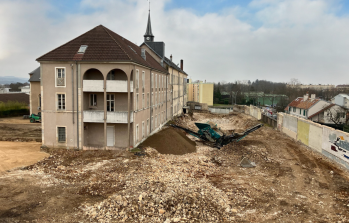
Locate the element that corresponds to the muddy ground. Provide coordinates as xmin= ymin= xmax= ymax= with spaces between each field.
xmin=0 ymin=117 xmax=41 ymax=142
xmin=1 ymin=112 xmax=349 ymax=222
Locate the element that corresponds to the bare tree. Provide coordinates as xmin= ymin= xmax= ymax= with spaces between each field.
xmin=325 ymin=106 xmax=348 ymax=128
xmin=288 ymin=78 xmax=301 ymax=86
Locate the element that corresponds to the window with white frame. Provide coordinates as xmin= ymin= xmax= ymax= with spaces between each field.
xmin=147 ymin=93 xmax=149 ymax=107
xmin=152 ymin=93 xmax=154 ymax=106
xmin=155 ymin=115 xmax=157 ymax=127
xmin=151 ymin=73 xmax=154 ymax=89
xmin=136 ymin=94 xmax=139 ymax=110
xmin=56 ymin=68 xmax=66 ymax=87
xmin=151 ymin=116 xmax=153 ymax=131
xmin=147 ymin=119 xmax=149 ymax=135
xmin=58 ymin=127 xmax=66 ymax=142
xmin=107 ymin=94 xmax=115 ymax=112
xmin=136 ymin=125 xmax=139 ymax=143
xmin=142 ymin=71 xmax=145 ymax=90
xmin=293 ymin=107 xmax=296 ymax=112
xmin=38 ymin=94 xmax=41 ymax=109
xmin=142 ymin=93 xmax=145 ymax=109
xmin=155 ymin=74 xmax=157 ymax=89
xmin=90 ymin=94 xmax=97 ymax=107
xmin=57 ymin=94 xmax=65 ymax=110
xmin=142 ymin=121 xmax=145 ymax=138
xmin=136 ymin=70 xmax=139 ymax=90
xmin=155 ymin=92 xmax=157 ymax=105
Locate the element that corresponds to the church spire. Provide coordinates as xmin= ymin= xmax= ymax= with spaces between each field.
xmin=144 ymin=7 xmax=154 ymax=42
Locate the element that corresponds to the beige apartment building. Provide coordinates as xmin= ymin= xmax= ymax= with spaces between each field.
xmin=29 ymin=67 xmax=41 ymax=115
xmin=34 ymin=14 xmax=188 ymax=150
xmin=187 ymin=79 xmax=214 ymax=106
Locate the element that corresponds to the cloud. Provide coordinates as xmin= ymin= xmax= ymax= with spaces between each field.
xmin=0 ymin=0 xmax=349 ymax=85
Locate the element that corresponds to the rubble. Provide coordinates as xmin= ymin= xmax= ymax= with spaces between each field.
xmin=0 ymin=111 xmax=349 ymax=222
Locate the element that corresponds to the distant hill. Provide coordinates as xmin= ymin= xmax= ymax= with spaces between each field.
xmin=0 ymin=76 xmax=29 ymax=85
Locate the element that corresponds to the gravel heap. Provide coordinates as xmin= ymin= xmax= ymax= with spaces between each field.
xmin=81 ymin=147 xmax=236 ymax=222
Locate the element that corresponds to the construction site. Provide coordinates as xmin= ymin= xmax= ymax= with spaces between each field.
xmin=1 ymin=111 xmax=349 ymax=222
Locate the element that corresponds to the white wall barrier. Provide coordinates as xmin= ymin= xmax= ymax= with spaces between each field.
xmin=208 ymin=107 xmax=233 ymax=114
xmin=277 ymin=112 xmax=349 ymax=170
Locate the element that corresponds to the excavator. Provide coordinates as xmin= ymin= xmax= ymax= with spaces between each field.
xmin=170 ymin=123 xmax=263 ymax=149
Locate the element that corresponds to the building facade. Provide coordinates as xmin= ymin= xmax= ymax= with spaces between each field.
xmin=187 ymin=80 xmax=214 ymax=106
xmin=331 ymin=94 xmax=349 ymax=109
xmin=35 ymin=21 xmax=188 ymax=150
xmin=29 ymin=67 xmax=41 ymax=115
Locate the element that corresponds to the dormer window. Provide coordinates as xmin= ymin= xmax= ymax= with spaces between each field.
xmin=78 ymin=45 xmax=88 ymax=54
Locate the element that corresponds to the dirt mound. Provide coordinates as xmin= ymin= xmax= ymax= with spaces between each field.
xmin=139 ymin=127 xmax=196 ymax=155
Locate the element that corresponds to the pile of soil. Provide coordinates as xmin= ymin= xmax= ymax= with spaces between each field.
xmin=139 ymin=127 xmax=196 ymax=155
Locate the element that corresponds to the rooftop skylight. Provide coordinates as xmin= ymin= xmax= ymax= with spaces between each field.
xmin=78 ymin=45 xmax=88 ymax=54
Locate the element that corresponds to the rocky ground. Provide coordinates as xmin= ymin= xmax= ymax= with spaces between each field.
xmin=1 ymin=112 xmax=349 ymax=222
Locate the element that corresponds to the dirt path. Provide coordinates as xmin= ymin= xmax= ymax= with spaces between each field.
xmin=0 ymin=112 xmax=349 ymax=222
xmin=0 ymin=116 xmax=37 ymax=124
xmin=0 ymin=117 xmax=41 ymax=142
xmin=0 ymin=142 xmax=48 ymax=173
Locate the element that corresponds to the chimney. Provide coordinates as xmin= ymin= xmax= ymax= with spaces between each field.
xmin=141 ymin=49 xmax=146 ymax=60
xmin=311 ymin=94 xmax=316 ymax=100
xmin=170 ymin=54 xmax=172 ymax=61
xmin=304 ymin=92 xmax=309 ymax=101
xmin=205 ymin=80 xmax=206 ymax=83
xmin=180 ymin=59 xmax=183 ymax=70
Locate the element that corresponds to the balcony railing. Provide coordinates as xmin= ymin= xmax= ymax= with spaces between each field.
xmin=107 ymin=80 xmax=133 ymax=92
xmin=83 ymin=80 xmax=134 ymax=93
xmin=107 ymin=111 xmax=133 ymax=123
xmin=83 ymin=110 xmax=104 ymax=123
xmin=83 ymin=110 xmax=133 ymax=123
xmin=83 ymin=80 xmax=103 ymax=92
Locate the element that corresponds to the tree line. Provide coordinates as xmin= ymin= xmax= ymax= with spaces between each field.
xmin=214 ymin=79 xmax=346 ymax=111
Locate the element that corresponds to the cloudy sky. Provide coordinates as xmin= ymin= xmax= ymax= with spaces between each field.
xmin=1 ymin=0 xmax=349 ymax=85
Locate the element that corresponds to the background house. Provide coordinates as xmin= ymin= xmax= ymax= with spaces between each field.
xmin=187 ymin=79 xmax=214 ymax=106
xmin=29 ymin=67 xmax=41 ymax=114
xmin=331 ymin=94 xmax=349 ymax=109
xmin=309 ymin=104 xmax=348 ymax=125
xmin=285 ymin=93 xmax=328 ymax=119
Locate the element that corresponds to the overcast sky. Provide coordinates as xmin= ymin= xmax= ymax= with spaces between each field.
xmin=1 ymin=0 xmax=349 ymax=85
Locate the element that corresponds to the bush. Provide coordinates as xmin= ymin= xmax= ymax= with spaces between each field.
xmin=0 ymin=101 xmax=29 ymax=117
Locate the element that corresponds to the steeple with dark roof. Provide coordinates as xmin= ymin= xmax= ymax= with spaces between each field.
xmin=144 ymin=10 xmax=154 ymax=42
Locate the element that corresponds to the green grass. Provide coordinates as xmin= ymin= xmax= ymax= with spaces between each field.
xmin=213 ymin=104 xmax=233 ymax=107
xmin=0 ymin=101 xmax=27 ymax=112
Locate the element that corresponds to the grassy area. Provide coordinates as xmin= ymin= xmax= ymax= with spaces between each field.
xmin=0 ymin=101 xmax=27 ymax=111
xmin=212 ymin=104 xmax=233 ymax=107
xmin=0 ymin=101 xmax=29 ymax=117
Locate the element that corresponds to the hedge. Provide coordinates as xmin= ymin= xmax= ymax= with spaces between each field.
xmin=0 ymin=101 xmax=29 ymax=117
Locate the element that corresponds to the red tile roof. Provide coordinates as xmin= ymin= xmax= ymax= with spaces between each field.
xmin=308 ymin=104 xmax=335 ymax=119
xmin=287 ymin=97 xmax=320 ymax=110
xmin=37 ymin=25 xmax=167 ymax=73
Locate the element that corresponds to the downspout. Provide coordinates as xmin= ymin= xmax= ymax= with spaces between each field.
xmin=76 ymin=62 xmax=79 ymax=149
xmin=150 ymin=68 xmax=152 ymax=133
xmin=166 ymin=72 xmax=168 ymax=121
xmin=171 ymin=68 xmax=173 ymax=117
xmin=71 ymin=64 xmax=74 ymax=124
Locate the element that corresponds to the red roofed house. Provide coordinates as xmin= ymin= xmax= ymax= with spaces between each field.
xmin=35 ymin=14 xmax=188 ymax=150
xmin=285 ymin=93 xmax=348 ymax=124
